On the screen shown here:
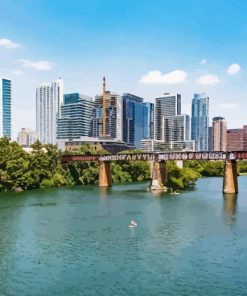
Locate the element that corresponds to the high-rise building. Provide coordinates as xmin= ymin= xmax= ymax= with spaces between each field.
xmin=36 ymin=78 xmax=63 ymax=145
xmin=212 ymin=117 xmax=227 ymax=151
xmin=208 ymin=126 xmax=213 ymax=151
xmin=91 ymin=79 xmax=122 ymax=141
xmin=144 ymin=102 xmax=154 ymax=140
xmin=227 ymin=125 xmax=247 ymax=151
xmin=163 ymin=114 xmax=190 ymax=143
xmin=154 ymin=93 xmax=181 ymax=140
xmin=191 ymin=93 xmax=209 ymax=151
xmin=17 ymin=128 xmax=38 ymax=147
xmin=0 ymin=78 xmax=12 ymax=139
xmin=122 ymin=93 xmax=154 ymax=148
xmin=57 ymin=93 xmax=94 ymax=140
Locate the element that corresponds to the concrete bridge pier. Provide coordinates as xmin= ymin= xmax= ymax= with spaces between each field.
xmin=150 ymin=160 xmax=167 ymax=191
xmin=223 ymin=160 xmax=238 ymax=194
xmin=99 ymin=161 xmax=112 ymax=187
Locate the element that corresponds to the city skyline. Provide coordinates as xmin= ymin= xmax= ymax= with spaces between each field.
xmin=1 ymin=0 xmax=247 ymax=138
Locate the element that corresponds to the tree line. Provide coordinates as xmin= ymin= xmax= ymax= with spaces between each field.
xmin=3 ymin=137 xmax=247 ymax=193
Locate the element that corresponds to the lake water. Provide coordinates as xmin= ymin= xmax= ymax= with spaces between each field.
xmin=0 ymin=177 xmax=247 ymax=296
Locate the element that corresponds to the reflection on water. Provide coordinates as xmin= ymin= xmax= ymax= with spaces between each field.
xmin=223 ymin=193 xmax=238 ymax=222
xmin=0 ymin=177 xmax=247 ymax=296
xmin=99 ymin=186 xmax=110 ymax=199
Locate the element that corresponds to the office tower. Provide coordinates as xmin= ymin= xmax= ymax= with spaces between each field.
xmin=0 ymin=78 xmax=12 ymax=139
xmin=191 ymin=93 xmax=209 ymax=151
xmin=17 ymin=128 xmax=38 ymax=147
xmin=57 ymin=93 xmax=94 ymax=140
xmin=208 ymin=126 xmax=213 ymax=151
xmin=144 ymin=102 xmax=154 ymax=140
xmin=36 ymin=78 xmax=63 ymax=145
xmin=154 ymin=93 xmax=181 ymax=140
xmin=212 ymin=117 xmax=227 ymax=151
xmin=91 ymin=79 xmax=122 ymax=141
xmin=163 ymin=114 xmax=190 ymax=142
xmin=122 ymin=94 xmax=154 ymax=148
xmin=227 ymin=125 xmax=247 ymax=151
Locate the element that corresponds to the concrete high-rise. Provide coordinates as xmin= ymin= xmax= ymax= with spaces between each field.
xmin=154 ymin=93 xmax=181 ymax=140
xmin=17 ymin=128 xmax=38 ymax=147
xmin=0 ymin=78 xmax=12 ymax=139
xmin=163 ymin=114 xmax=190 ymax=143
xmin=191 ymin=93 xmax=209 ymax=151
xmin=212 ymin=117 xmax=227 ymax=151
xmin=36 ymin=78 xmax=63 ymax=144
xmin=57 ymin=93 xmax=94 ymax=140
xmin=227 ymin=125 xmax=247 ymax=151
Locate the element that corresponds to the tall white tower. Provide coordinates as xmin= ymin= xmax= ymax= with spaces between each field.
xmin=36 ymin=78 xmax=63 ymax=144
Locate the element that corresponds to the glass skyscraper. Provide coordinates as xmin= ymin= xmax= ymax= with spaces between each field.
xmin=191 ymin=93 xmax=209 ymax=151
xmin=144 ymin=102 xmax=154 ymax=140
xmin=57 ymin=93 xmax=94 ymax=140
xmin=122 ymin=94 xmax=154 ymax=148
xmin=0 ymin=78 xmax=12 ymax=139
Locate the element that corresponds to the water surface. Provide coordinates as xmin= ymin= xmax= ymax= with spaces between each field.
xmin=0 ymin=177 xmax=247 ymax=296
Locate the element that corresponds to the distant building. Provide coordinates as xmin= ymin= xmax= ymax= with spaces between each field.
xmin=91 ymin=90 xmax=123 ymax=141
xmin=191 ymin=93 xmax=209 ymax=151
xmin=122 ymin=93 xmax=154 ymax=148
xmin=227 ymin=125 xmax=247 ymax=151
xmin=0 ymin=78 xmax=12 ymax=139
xmin=208 ymin=126 xmax=213 ymax=151
xmin=163 ymin=114 xmax=190 ymax=143
xmin=154 ymin=93 xmax=181 ymax=140
xmin=57 ymin=137 xmax=134 ymax=154
xmin=57 ymin=93 xmax=94 ymax=140
xmin=36 ymin=78 xmax=63 ymax=144
xmin=212 ymin=117 xmax=227 ymax=151
xmin=141 ymin=139 xmax=195 ymax=152
xmin=17 ymin=128 xmax=38 ymax=147
xmin=144 ymin=102 xmax=154 ymax=139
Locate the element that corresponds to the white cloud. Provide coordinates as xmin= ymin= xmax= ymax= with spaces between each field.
xmin=0 ymin=38 xmax=20 ymax=48
xmin=200 ymin=59 xmax=207 ymax=65
xmin=139 ymin=70 xmax=187 ymax=85
xmin=11 ymin=70 xmax=23 ymax=75
xmin=196 ymin=74 xmax=220 ymax=85
xmin=227 ymin=63 xmax=240 ymax=75
xmin=19 ymin=59 xmax=54 ymax=70
xmin=219 ymin=103 xmax=238 ymax=109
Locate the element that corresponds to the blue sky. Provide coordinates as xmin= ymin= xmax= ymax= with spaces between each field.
xmin=0 ymin=0 xmax=247 ymax=138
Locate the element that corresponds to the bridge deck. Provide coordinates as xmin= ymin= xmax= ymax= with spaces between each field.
xmin=61 ymin=151 xmax=247 ymax=163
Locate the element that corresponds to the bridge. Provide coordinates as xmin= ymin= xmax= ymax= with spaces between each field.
xmin=61 ymin=151 xmax=247 ymax=194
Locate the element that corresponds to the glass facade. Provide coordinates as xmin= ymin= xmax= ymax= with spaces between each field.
xmin=191 ymin=93 xmax=209 ymax=151
xmin=91 ymin=92 xmax=123 ymax=141
xmin=57 ymin=93 xmax=94 ymax=140
xmin=122 ymin=94 xmax=153 ymax=148
xmin=144 ymin=102 xmax=154 ymax=139
xmin=0 ymin=79 xmax=12 ymax=139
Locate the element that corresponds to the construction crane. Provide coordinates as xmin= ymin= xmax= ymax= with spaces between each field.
xmin=102 ymin=76 xmax=107 ymax=138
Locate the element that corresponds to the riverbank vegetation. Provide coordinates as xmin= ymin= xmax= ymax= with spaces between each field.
xmin=2 ymin=137 xmax=247 ymax=192
xmin=184 ymin=160 xmax=247 ymax=177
